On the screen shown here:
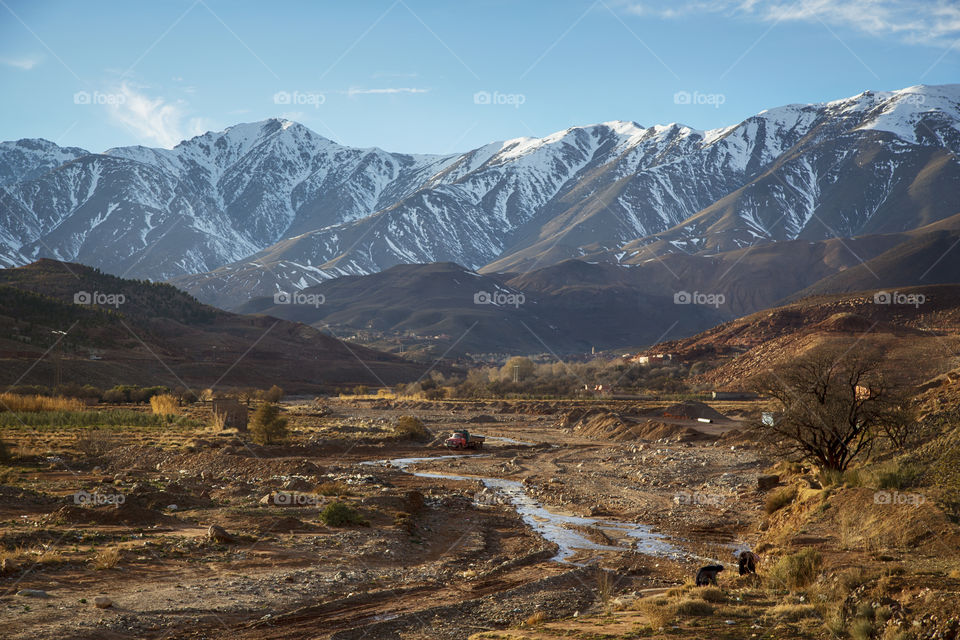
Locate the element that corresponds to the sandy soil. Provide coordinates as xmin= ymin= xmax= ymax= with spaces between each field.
xmin=0 ymin=397 xmax=829 ymax=639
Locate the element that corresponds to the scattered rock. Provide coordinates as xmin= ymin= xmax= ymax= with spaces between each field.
xmin=94 ymin=596 xmax=113 ymax=609
xmin=207 ymin=524 xmax=237 ymax=544
xmin=17 ymin=589 xmax=49 ymax=598
xmin=757 ymin=474 xmax=780 ymax=490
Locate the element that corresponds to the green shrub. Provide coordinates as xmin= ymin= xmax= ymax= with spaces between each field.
xmin=263 ymin=385 xmax=284 ymax=403
xmin=765 ymin=485 xmax=798 ymax=514
xmin=392 ymin=415 xmax=431 ymax=441
xmin=767 ymin=548 xmax=822 ymax=590
xmin=876 ymin=463 xmax=921 ymax=490
xmin=249 ymin=403 xmax=288 ymax=445
xmin=0 ymin=410 xmax=199 ymax=429
xmin=320 ymin=501 xmax=367 ymax=527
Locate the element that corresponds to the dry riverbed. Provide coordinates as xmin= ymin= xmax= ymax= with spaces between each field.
xmin=5 ymin=397 xmax=952 ymax=639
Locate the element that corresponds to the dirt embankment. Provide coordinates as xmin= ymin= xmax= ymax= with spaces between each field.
xmin=559 ymin=401 xmax=732 ymax=443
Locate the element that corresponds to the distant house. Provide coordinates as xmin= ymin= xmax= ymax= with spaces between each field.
xmin=635 ymin=353 xmax=673 ymax=365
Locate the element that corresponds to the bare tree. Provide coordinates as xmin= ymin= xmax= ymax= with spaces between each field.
xmin=751 ymin=345 xmax=908 ymax=472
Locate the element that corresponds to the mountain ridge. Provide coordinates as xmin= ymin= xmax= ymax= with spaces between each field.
xmin=1 ymin=84 xmax=958 ymax=313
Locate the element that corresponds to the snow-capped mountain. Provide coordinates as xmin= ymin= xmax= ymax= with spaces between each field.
xmin=0 ymin=119 xmax=458 ymax=278
xmin=1 ymin=84 xmax=958 ymax=307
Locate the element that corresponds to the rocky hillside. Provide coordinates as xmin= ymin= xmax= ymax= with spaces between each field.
xmin=2 ymin=85 xmax=957 ymax=310
xmin=0 ymin=259 xmax=426 ymax=391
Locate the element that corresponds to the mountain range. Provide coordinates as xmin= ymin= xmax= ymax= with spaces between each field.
xmin=1 ymin=84 xmax=958 ymax=355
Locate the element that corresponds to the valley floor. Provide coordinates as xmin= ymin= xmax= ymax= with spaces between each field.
xmin=1 ymin=398 xmax=957 ymax=639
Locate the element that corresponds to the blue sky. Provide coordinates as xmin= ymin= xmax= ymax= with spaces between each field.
xmin=1 ymin=0 xmax=957 ymax=154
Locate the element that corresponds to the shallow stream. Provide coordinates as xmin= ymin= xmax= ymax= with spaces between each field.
xmin=362 ymin=454 xmax=683 ymax=564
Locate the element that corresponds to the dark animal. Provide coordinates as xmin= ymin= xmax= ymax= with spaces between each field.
xmin=737 ymin=551 xmax=758 ymax=575
xmin=695 ymin=564 xmax=724 ymax=586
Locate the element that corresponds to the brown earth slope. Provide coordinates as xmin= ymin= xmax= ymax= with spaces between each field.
xmin=0 ymin=259 xmax=426 ymax=391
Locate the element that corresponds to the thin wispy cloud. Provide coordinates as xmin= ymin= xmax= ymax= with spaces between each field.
xmin=372 ymin=71 xmax=420 ymax=79
xmin=0 ymin=55 xmax=42 ymax=70
xmin=625 ymin=0 xmax=960 ymax=46
xmin=107 ymin=84 xmax=208 ymax=148
xmin=346 ymin=87 xmax=429 ymax=97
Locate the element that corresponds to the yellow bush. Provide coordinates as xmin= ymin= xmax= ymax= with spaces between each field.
xmin=149 ymin=393 xmax=179 ymax=416
xmin=0 ymin=393 xmax=83 ymax=412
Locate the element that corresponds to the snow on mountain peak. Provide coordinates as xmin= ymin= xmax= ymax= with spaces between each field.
xmin=855 ymin=84 xmax=960 ymax=143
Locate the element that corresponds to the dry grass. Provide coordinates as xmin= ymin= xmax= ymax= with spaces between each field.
xmin=0 ymin=393 xmax=83 ymax=412
xmin=0 ymin=545 xmax=64 ymax=568
xmin=524 ymin=611 xmax=547 ymax=626
xmin=849 ymin=616 xmax=875 ymax=640
xmin=636 ymin=596 xmax=677 ymax=628
xmin=767 ymin=548 xmax=822 ymax=590
xmin=75 ymin=429 xmax=118 ymax=458
xmin=698 ymin=586 xmax=726 ymax=603
xmin=839 ymin=504 xmax=915 ymax=552
xmin=765 ymin=485 xmax=798 ymax=514
xmin=150 ymin=393 xmax=180 ymax=417
xmin=210 ymin=409 xmax=228 ymax=431
xmin=768 ymin=603 xmax=820 ymax=622
xmin=315 ymin=481 xmax=353 ymax=496
xmin=596 ymin=568 xmax=615 ymax=613
xmin=675 ymin=598 xmax=715 ymax=616
xmin=92 ymin=546 xmax=121 ymax=570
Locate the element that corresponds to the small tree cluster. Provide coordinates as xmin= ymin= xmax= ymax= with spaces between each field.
xmin=249 ymin=403 xmax=288 ymax=445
